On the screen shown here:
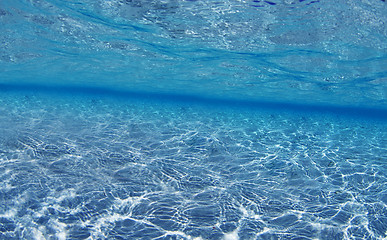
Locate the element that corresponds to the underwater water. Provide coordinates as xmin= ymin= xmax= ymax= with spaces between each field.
xmin=1 ymin=0 xmax=387 ymax=239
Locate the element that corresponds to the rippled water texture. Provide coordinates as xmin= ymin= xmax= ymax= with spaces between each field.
xmin=0 ymin=0 xmax=387 ymax=107
xmin=1 ymin=0 xmax=387 ymax=240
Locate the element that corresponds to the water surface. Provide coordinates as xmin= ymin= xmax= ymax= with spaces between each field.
xmin=0 ymin=0 xmax=387 ymax=239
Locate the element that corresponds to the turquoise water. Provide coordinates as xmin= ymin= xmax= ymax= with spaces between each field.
xmin=1 ymin=0 xmax=387 ymax=239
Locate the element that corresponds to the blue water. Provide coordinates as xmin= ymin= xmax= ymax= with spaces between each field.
xmin=1 ymin=0 xmax=387 ymax=239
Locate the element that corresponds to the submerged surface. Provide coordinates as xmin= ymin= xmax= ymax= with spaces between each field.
xmin=1 ymin=0 xmax=387 ymax=239
xmin=0 ymin=90 xmax=386 ymax=239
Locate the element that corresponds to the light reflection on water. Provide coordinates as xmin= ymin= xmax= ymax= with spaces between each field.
xmin=0 ymin=0 xmax=387 ymax=108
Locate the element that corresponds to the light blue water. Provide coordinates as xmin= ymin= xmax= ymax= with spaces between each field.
xmin=1 ymin=0 xmax=387 ymax=239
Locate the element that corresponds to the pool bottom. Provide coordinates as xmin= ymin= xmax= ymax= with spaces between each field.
xmin=0 ymin=91 xmax=386 ymax=240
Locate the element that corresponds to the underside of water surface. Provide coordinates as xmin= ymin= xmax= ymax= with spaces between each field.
xmin=1 ymin=0 xmax=387 ymax=108
xmin=0 ymin=0 xmax=387 ymax=239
